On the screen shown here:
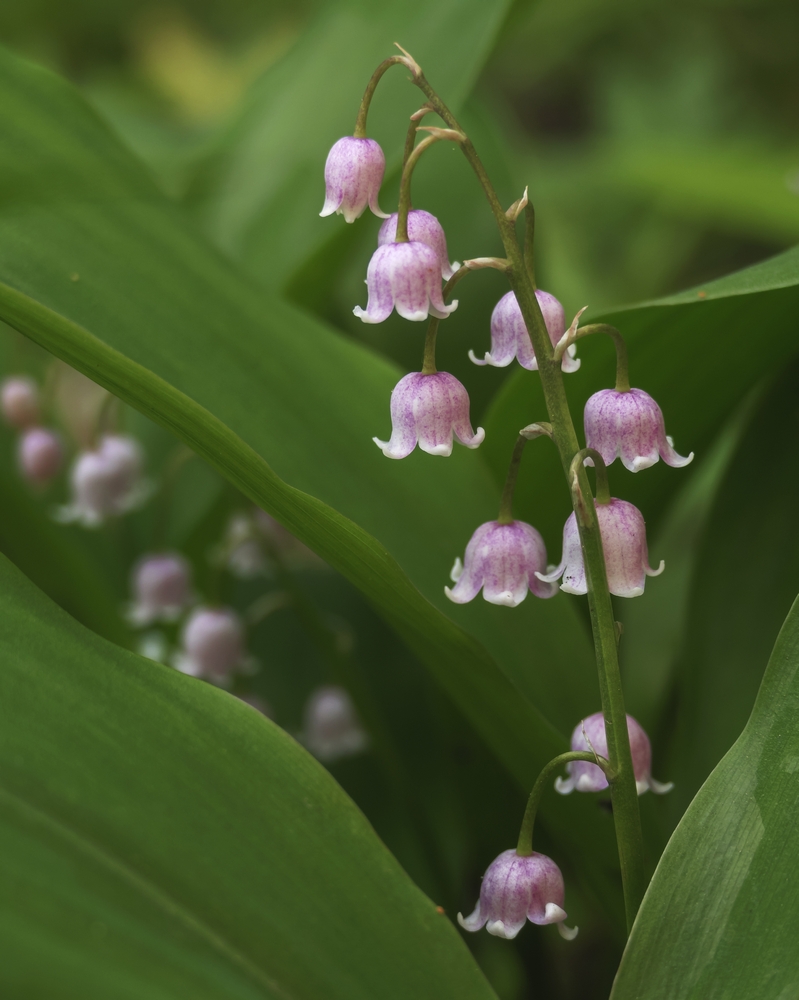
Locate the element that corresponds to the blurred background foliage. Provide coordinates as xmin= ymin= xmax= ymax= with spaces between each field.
xmin=0 ymin=1 xmax=797 ymax=998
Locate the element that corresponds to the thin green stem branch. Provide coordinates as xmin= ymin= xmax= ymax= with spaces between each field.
xmin=410 ymin=65 xmax=646 ymax=932
xmin=555 ymin=322 xmax=631 ymax=392
xmin=572 ymin=448 xmax=611 ymax=505
xmin=420 ymin=262 xmax=477 ymax=374
xmin=498 ymin=435 xmax=527 ymax=524
xmin=516 ymin=751 xmax=611 ymax=856
xmin=523 ymin=201 xmax=537 ymax=289
xmin=354 ymin=56 xmax=412 ymax=137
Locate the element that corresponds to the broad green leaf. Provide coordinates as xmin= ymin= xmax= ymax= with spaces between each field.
xmin=0 ymin=551 xmax=497 ymax=1000
xmin=663 ymin=362 xmax=799 ymax=817
xmin=188 ymin=0 xmax=513 ymax=287
xmin=483 ymin=244 xmax=799 ymax=553
xmin=0 ymin=48 xmax=625 ymax=921
xmin=610 ymin=589 xmax=799 ymax=1000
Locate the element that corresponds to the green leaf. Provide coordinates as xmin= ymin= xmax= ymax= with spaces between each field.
xmin=0 ymin=47 xmax=625 ymax=922
xmin=610 ymin=588 xmax=799 ymax=1000
xmin=188 ymin=0 xmax=514 ymax=287
xmin=0 ymin=551 xmax=497 ymax=999
xmin=662 ymin=362 xmax=799 ymax=816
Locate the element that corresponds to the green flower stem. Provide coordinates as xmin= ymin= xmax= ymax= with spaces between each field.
xmin=573 ymin=448 xmax=611 ymax=505
xmin=396 ymin=132 xmax=461 ymax=243
xmin=402 ymin=107 xmax=431 ymax=173
xmin=411 ymin=67 xmax=647 ymax=932
xmin=354 ymin=56 xmax=412 ymax=137
xmin=523 ymin=201 xmax=537 ymax=289
xmin=555 ymin=322 xmax=631 ymax=392
xmin=421 ymin=262 xmax=477 ymax=374
xmin=497 ymin=434 xmax=527 ymax=524
xmin=516 ymin=751 xmax=612 ymax=856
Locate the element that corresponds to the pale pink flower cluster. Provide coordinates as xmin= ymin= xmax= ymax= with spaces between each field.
xmin=1 ymin=375 xmax=63 ymax=487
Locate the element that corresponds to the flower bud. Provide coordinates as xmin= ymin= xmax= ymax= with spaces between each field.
xmin=458 ymin=849 xmax=577 ymax=940
xmin=1 ymin=376 xmax=40 ymax=428
xmin=173 ymin=607 xmax=248 ymax=685
xmin=378 ymin=210 xmax=458 ymax=279
xmin=128 ymin=553 xmax=192 ymax=627
xmin=373 ymin=371 xmax=484 ymax=459
xmin=445 ymin=520 xmax=557 ymax=607
xmin=469 ymin=290 xmax=580 ymax=372
xmin=584 ymin=388 xmax=693 ymax=473
xmin=354 ymin=242 xmax=458 ymax=324
xmin=537 ymin=498 xmax=663 ymax=598
xmin=303 ymin=686 xmax=367 ymax=762
xmin=56 ymin=434 xmax=147 ymax=527
xmin=555 ymin=711 xmax=673 ymax=795
xmin=320 ymin=137 xmax=388 ymax=223
xmin=17 ymin=428 xmax=63 ymax=485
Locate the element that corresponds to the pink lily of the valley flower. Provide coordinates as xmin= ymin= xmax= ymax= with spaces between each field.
xmin=378 ymin=209 xmax=458 ymax=280
xmin=354 ymin=241 xmax=458 ymax=324
xmin=373 ymin=371 xmax=484 ymax=459
xmin=469 ymin=290 xmax=580 ymax=372
xmin=584 ymin=388 xmax=693 ymax=473
xmin=538 ymin=498 xmax=663 ymax=598
xmin=320 ymin=136 xmax=388 ymax=223
xmin=555 ymin=711 xmax=673 ymax=796
xmin=445 ymin=520 xmax=557 ymax=606
xmin=458 ymin=849 xmax=577 ymax=941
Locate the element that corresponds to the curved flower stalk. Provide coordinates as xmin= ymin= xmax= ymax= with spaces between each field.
xmin=373 ymin=371 xmax=484 ymax=458
xmin=539 ymin=498 xmax=664 ymax=598
xmin=469 ymin=290 xmax=580 ymax=372
xmin=458 ymin=849 xmax=577 ymax=941
xmin=445 ymin=520 xmax=557 ymax=606
xmin=320 ymin=137 xmax=387 ymax=222
xmin=584 ymin=388 xmax=694 ymax=472
xmin=378 ymin=209 xmax=458 ymax=279
xmin=555 ymin=712 xmax=673 ymax=796
xmin=354 ymin=242 xmax=458 ymax=323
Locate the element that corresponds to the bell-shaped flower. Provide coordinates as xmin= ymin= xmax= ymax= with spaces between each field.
xmin=127 ymin=553 xmax=192 ymax=627
xmin=445 ymin=520 xmax=558 ymax=607
xmin=17 ymin=427 xmax=63 ymax=485
xmin=458 ymin=849 xmax=577 ymax=941
xmin=2 ymin=375 xmax=40 ymax=429
xmin=320 ymin=136 xmax=388 ymax=223
xmin=173 ymin=606 xmax=254 ymax=686
xmin=555 ymin=711 xmax=673 ymax=796
xmin=302 ymin=686 xmax=368 ymax=762
xmin=377 ymin=210 xmax=458 ymax=280
xmin=537 ymin=498 xmax=663 ymax=598
xmin=584 ymin=388 xmax=693 ymax=473
xmin=373 ymin=371 xmax=484 ymax=459
xmin=469 ymin=290 xmax=580 ymax=372
xmin=354 ymin=242 xmax=458 ymax=324
xmin=56 ymin=434 xmax=149 ymax=527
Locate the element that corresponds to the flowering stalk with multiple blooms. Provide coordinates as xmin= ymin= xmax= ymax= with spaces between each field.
xmin=321 ymin=44 xmax=691 ymax=939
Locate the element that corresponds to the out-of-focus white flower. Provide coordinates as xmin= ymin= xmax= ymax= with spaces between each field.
xmin=173 ymin=606 xmax=254 ymax=686
xmin=56 ymin=434 xmax=149 ymax=527
xmin=127 ymin=553 xmax=193 ymax=627
xmin=1 ymin=376 xmax=40 ymax=428
xmin=302 ymin=686 xmax=367 ymax=762
xmin=17 ymin=428 xmax=63 ymax=485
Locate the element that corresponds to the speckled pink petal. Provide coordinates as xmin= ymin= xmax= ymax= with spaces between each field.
xmin=378 ymin=210 xmax=457 ymax=279
xmin=320 ymin=137 xmax=387 ymax=222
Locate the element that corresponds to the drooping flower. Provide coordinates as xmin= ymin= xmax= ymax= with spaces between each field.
xmin=354 ymin=242 xmax=458 ymax=323
xmin=320 ymin=137 xmax=388 ymax=223
xmin=445 ymin=520 xmax=557 ymax=606
xmin=469 ymin=290 xmax=580 ymax=372
xmin=127 ymin=553 xmax=192 ymax=627
xmin=373 ymin=371 xmax=484 ymax=459
xmin=220 ymin=511 xmax=267 ymax=579
xmin=537 ymin=499 xmax=663 ymax=598
xmin=173 ymin=607 xmax=253 ymax=686
xmin=1 ymin=376 xmax=40 ymax=428
xmin=555 ymin=711 xmax=673 ymax=796
xmin=56 ymin=434 xmax=148 ymax=527
xmin=458 ymin=849 xmax=578 ymax=941
xmin=377 ymin=210 xmax=458 ymax=279
xmin=584 ymin=388 xmax=693 ymax=473
xmin=17 ymin=428 xmax=63 ymax=485
xmin=302 ymin=685 xmax=367 ymax=762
